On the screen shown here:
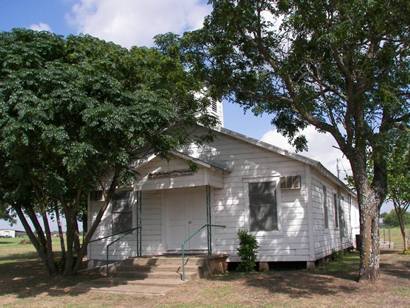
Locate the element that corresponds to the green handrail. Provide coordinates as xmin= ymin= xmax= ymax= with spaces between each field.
xmin=89 ymin=226 xmax=142 ymax=276
xmin=181 ymin=224 xmax=226 ymax=281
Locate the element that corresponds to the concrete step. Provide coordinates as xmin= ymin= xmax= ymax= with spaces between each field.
xmin=75 ymin=284 xmax=177 ymax=296
xmin=116 ymin=264 xmax=199 ymax=273
xmin=85 ymin=277 xmax=186 ymax=287
xmin=73 ymin=255 xmax=206 ymax=296
xmin=124 ymin=256 xmax=205 ymax=267
xmin=114 ymin=270 xmax=198 ymax=280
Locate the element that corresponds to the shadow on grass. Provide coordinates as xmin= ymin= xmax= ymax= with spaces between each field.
xmin=209 ymin=252 xmax=362 ymax=299
xmin=0 ymin=251 xmax=39 ymax=263
xmin=210 ymin=251 xmax=410 ymax=299
xmin=0 ymin=253 xmax=159 ymax=299
xmin=380 ymin=251 xmax=410 ymax=281
xmin=0 ymin=253 xmax=107 ymax=299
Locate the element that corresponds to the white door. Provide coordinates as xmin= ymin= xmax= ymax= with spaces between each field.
xmin=165 ymin=187 xmax=207 ymax=251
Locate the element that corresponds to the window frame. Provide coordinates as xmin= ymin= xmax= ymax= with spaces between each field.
xmin=243 ymin=177 xmax=281 ymax=235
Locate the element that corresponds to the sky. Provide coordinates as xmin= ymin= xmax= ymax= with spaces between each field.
xmin=0 ymin=0 xmax=391 ymax=229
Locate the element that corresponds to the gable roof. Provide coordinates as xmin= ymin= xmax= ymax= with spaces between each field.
xmin=213 ymin=126 xmax=356 ymax=197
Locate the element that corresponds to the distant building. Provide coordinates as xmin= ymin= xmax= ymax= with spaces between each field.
xmin=0 ymin=229 xmax=26 ymax=238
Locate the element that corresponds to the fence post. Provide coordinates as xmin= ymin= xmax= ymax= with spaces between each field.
xmin=388 ymin=228 xmax=391 ymax=249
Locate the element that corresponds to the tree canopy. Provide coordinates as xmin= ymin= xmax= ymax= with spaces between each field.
xmin=0 ymin=29 xmax=216 ymax=275
xmin=159 ymin=0 xmax=410 ymax=281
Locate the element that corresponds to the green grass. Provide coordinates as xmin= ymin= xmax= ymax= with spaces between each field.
xmin=380 ymin=226 xmax=409 ymax=249
xmin=0 ymin=236 xmax=62 ymax=265
xmin=311 ymin=251 xmax=361 ymax=282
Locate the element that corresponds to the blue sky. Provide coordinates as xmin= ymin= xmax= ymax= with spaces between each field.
xmin=0 ymin=0 xmax=392 ymax=229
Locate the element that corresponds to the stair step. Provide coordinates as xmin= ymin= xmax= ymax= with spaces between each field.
xmin=124 ymin=256 xmax=205 ymax=266
xmin=84 ymin=277 xmax=186 ymax=287
xmin=116 ymin=264 xmax=199 ymax=273
xmin=74 ymin=256 xmax=205 ymax=296
xmin=75 ymin=284 xmax=177 ymax=296
xmin=114 ymin=271 xmax=198 ymax=280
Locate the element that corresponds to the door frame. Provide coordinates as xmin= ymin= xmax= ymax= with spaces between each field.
xmin=163 ymin=187 xmax=208 ymax=251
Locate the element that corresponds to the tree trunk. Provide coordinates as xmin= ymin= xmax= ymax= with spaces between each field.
xmin=400 ymin=226 xmax=408 ymax=252
xmin=394 ymin=203 xmax=409 ymax=252
xmin=72 ymin=172 xmax=119 ymax=273
xmin=358 ymin=195 xmax=380 ymax=281
xmin=25 ymin=206 xmax=57 ymax=275
xmin=14 ymin=206 xmax=47 ymax=262
xmin=55 ymin=207 xmax=66 ymax=263
xmin=63 ymin=205 xmax=75 ymax=276
xmin=41 ymin=211 xmax=57 ymax=275
xmin=351 ymin=155 xmax=384 ymax=282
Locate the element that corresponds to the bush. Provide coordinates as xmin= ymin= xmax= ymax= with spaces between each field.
xmin=237 ymin=229 xmax=258 ymax=272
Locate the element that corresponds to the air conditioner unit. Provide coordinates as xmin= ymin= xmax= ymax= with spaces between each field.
xmin=280 ymin=176 xmax=301 ymax=190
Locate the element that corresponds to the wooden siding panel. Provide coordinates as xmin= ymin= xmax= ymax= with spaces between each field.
xmin=310 ymin=170 xmax=359 ymax=259
xmin=185 ymin=130 xmax=310 ymax=262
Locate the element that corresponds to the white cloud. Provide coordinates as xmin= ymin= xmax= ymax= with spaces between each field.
xmin=29 ymin=23 xmax=52 ymax=32
xmin=67 ymin=0 xmax=211 ymax=48
xmin=260 ymin=126 xmax=352 ymax=181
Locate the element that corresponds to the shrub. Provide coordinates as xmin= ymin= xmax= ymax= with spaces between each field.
xmin=237 ymin=229 xmax=258 ymax=272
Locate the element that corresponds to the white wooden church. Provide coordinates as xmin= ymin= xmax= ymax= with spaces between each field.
xmin=87 ymin=100 xmax=360 ymax=268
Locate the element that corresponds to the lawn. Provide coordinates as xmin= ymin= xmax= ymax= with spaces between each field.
xmin=0 ymin=236 xmax=62 ymax=265
xmin=380 ymin=226 xmax=410 ymax=250
xmin=0 ymin=238 xmax=409 ymax=307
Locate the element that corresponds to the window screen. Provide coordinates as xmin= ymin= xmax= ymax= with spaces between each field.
xmin=112 ymin=191 xmax=132 ymax=234
xmin=248 ymin=181 xmax=278 ymax=231
xmin=323 ymin=186 xmax=329 ymax=229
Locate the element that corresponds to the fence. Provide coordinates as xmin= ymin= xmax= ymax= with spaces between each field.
xmin=380 ymin=227 xmax=409 ymax=250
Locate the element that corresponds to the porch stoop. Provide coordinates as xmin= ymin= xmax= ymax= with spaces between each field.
xmin=74 ymin=255 xmax=225 ymax=296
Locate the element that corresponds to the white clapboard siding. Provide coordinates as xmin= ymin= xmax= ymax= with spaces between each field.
xmin=182 ymin=129 xmax=311 ymax=262
xmin=310 ymin=169 xmax=358 ymax=259
xmin=88 ymin=126 xmax=359 ymax=262
xmin=87 ymin=191 xmax=163 ymax=260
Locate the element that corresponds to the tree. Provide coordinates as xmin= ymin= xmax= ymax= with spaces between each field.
xmin=387 ymin=131 xmax=410 ymax=251
xmin=0 ymin=29 xmax=216 ymax=275
xmin=0 ymin=205 xmax=15 ymax=224
xmin=381 ymin=210 xmax=410 ymax=228
xmin=160 ymin=0 xmax=410 ymax=281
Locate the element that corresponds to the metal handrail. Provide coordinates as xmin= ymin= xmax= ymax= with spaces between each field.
xmin=180 ymin=223 xmax=226 ymax=281
xmin=89 ymin=226 xmax=142 ymax=276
